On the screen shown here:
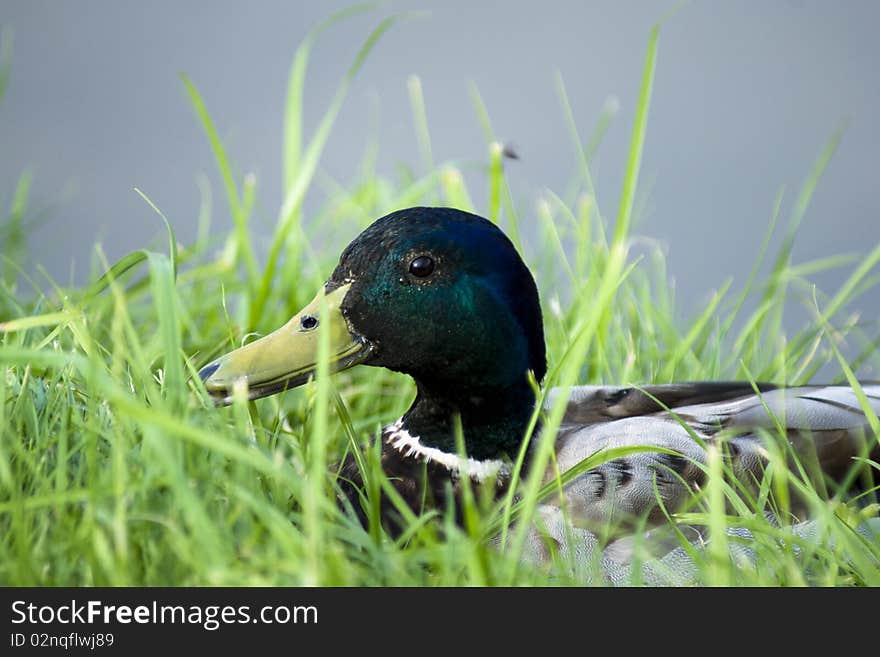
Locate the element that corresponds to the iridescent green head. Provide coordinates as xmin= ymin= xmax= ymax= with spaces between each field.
xmin=328 ymin=207 xmax=546 ymax=391
xmin=201 ymin=207 xmax=546 ymax=408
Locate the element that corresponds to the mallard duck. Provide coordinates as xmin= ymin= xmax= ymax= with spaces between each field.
xmin=199 ymin=207 xmax=879 ymax=571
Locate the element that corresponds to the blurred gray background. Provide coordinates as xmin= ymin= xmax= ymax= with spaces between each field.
xmin=1 ymin=1 xmax=878 ymax=325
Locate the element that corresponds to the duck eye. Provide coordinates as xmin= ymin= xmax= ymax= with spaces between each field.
xmin=408 ymin=255 xmax=435 ymax=278
xmin=300 ymin=315 xmax=318 ymax=330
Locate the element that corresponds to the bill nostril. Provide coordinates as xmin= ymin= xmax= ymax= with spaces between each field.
xmin=199 ymin=363 xmax=220 ymax=383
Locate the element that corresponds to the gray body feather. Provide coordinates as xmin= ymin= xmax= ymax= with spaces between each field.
xmin=542 ymin=383 xmax=880 ymax=530
xmin=512 ymin=383 xmax=880 ymax=579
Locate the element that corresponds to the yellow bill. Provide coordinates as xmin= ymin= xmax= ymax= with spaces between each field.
xmin=199 ymin=283 xmax=370 ymax=404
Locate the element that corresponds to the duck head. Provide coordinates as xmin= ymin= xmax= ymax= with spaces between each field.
xmin=200 ymin=207 xmax=546 ymax=459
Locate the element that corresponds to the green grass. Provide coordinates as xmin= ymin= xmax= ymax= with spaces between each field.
xmin=1 ymin=9 xmax=879 ymax=586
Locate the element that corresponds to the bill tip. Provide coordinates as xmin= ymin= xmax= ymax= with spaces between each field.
xmin=198 ymin=362 xmax=220 ymax=383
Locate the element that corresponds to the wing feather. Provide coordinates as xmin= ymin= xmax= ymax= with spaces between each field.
xmin=543 ymin=383 xmax=880 ymax=532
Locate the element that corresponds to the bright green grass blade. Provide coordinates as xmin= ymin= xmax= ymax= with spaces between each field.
xmin=283 ymin=2 xmax=378 ymax=191
xmin=813 ymin=241 xmax=880 ymax=328
xmin=407 ymin=74 xmax=435 ymax=175
xmin=555 ymin=71 xmax=599 ymax=199
xmin=254 ymin=13 xmax=403 ymax=328
xmin=2 ymin=170 xmax=32 ymax=283
xmin=537 ymin=194 xmax=577 ymax=285
xmin=703 ymin=444 xmax=731 ymax=585
xmin=146 ymin=252 xmax=184 ymax=405
xmin=565 ymin=24 xmax=659 ymax=383
xmin=0 ymin=310 xmax=78 ymax=333
xmin=468 ymin=81 xmax=495 ymax=143
xmin=659 ymin=278 xmax=731 ymax=380
xmin=180 ymin=73 xmax=260 ymax=290
xmin=461 ymin=81 xmax=521 ymax=242
xmin=439 ymin=165 xmax=475 ymax=211
xmin=134 ymin=188 xmax=178 ymax=279
xmin=615 ymin=25 xmax=657 ymax=244
xmin=80 ymin=251 xmax=148 ymax=302
xmin=787 ymin=253 xmax=860 ymax=280
xmin=759 ymin=127 xmax=845 ymax=354
xmin=813 ymin=289 xmax=880 ymax=439
xmin=719 ymin=188 xmax=783 ymax=346
xmin=488 ymin=141 xmax=503 ymax=224
xmin=302 ymin=289 xmax=335 ymax=584
xmin=195 ymin=172 xmax=213 ymax=245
